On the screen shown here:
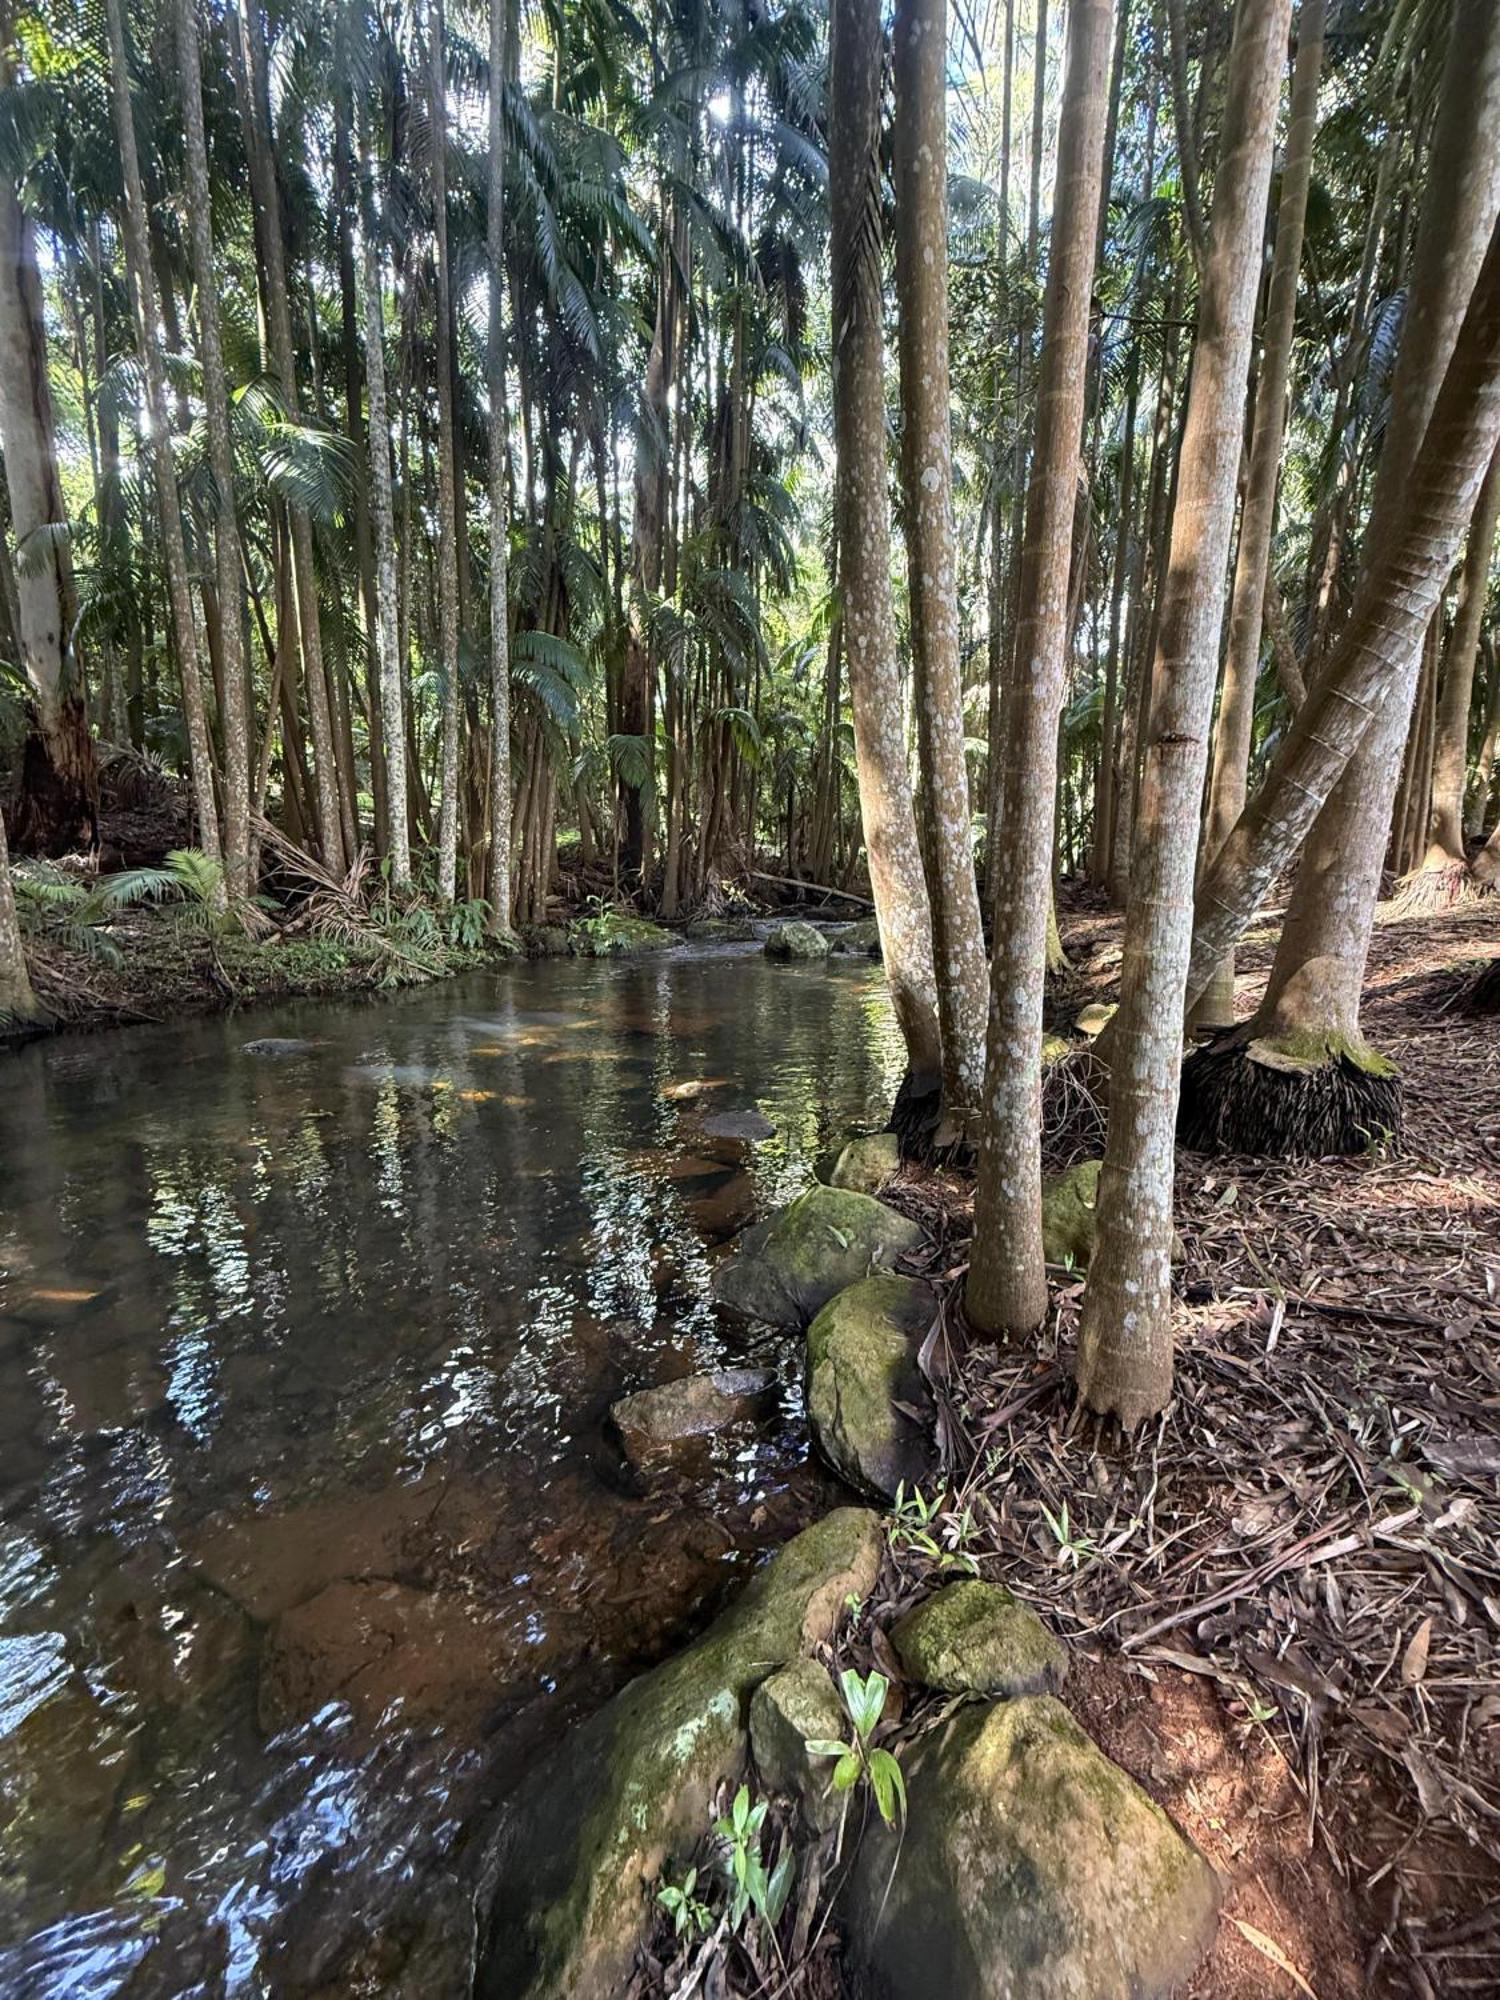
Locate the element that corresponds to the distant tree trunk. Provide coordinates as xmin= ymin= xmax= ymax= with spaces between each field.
xmin=179 ymin=0 xmax=251 ymax=901
xmin=966 ymin=0 xmax=1112 ymax=1339
xmin=0 ymin=806 xmax=36 ymax=1019
xmin=829 ymin=0 xmax=942 ymax=1088
xmin=1077 ymin=0 xmax=1291 ymax=1427
xmin=1470 ymin=634 xmax=1500 ymax=840
xmin=1420 ymin=439 xmax=1500 ymax=881
xmin=1185 ymin=222 xmax=1500 ymax=985
xmin=429 ymin=0 xmax=461 ymax=903
xmin=486 ymin=0 xmax=514 ymax=935
xmin=893 ymin=0 xmax=989 ymax=1114
xmin=0 ymin=80 xmax=96 ymax=856
xmin=236 ymin=0 xmax=345 ymax=872
xmin=1195 ymin=0 xmax=1324 ymax=1028
xmin=1183 ymin=3 xmax=1500 ymax=1130
xmin=106 ymin=0 xmax=225 ymax=899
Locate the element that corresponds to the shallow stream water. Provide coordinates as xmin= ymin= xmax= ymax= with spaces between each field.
xmin=0 ymin=942 xmax=902 ymax=1996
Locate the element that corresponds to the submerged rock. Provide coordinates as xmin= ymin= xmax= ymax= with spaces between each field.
xmin=698 ymin=1108 xmax=777 ymax=1142
xmin=817 ymin=1131 xmax=900 ymax=1196
xmin=843 ymin=1696 xmax=1219 ymax=2000
xmin=609 ymin=1368 xmax=775 ymax=1455
xmin=525 ymin=925 xmax=572 ymax=958
xmin=1041 ymin=1158 xmax=1103 ymax=1269
xmin=714 ymin=1185 xmax=925 ymax=1328
xmin=890 ymin=1580 xmax=1066 ymax=1697
xmin=748 ymin=1657 xmax=847 ymax=1831
xmin=764 ymin=920 xmax=829 ymax=961
xmin=683 ymin=915 xmax=760 ymax=943
xmin=241 ymin=1037 xmax=321 ymax=1058
xmin=805 ymin=1274 xmax=936 ymax=1500
xmin=478 ymin=1508 xmax=882 ymax=2000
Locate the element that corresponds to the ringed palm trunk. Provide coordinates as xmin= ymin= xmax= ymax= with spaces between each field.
xmin=1194 ymin=0 xmax=1325 ymax=1029
xmin=1418 ymin=438 xmax=1500 ymax=884
xmin=1076 ymin=0 xmax=1292 ymax=1428
xmin=0 ymin=806 xmax=36 ymax=1019
xmin=106 ymin=0 xmax=225 ymax=902
xmin=828 ymin=0 xmax=942 ymax=1090
xmin=486 ymin=0 xmax=514 ymax=935
xmin=0 ymin=128 xmax=96 ymax=856
xmin=1185 ymin=224 xmax=1500 ymax=999
xmin=965 ymin=0 xmax=1111 ymax=1339
xmin=1180 ymin=3 xmax=1500 ymax=1159
xmin=179 ymin=0 xmax=251 ymax=902
xmin=893 ymin=0 xmax=989 ymax=1115
xmin=428 ymin=0 xmax=461 ymax=905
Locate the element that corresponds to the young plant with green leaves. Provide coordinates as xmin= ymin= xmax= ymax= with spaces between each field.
xmin=806 ymin=1668 xmax=908 ymax=1835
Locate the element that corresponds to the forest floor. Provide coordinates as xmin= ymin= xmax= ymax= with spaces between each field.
xmin=876 ymin=893 xmax=1500 ymax=2000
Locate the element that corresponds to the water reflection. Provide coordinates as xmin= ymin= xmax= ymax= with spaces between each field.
xmin=0 ymin=945 xmax=902 ymax=1993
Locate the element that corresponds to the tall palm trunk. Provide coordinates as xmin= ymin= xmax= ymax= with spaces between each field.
xmin=486 ymin=0 xmax=515 ymax=935
xmin=179 ymin=0 xmax=251 ymax=901
xmin=1195 ymin=0 xmax=1325 ymax=1028
xmin=0 ymin=21 xmax=96 ymax=856
xmin=1419 ymin=439 xmax=1500 ymax=881
xmin=829 ymin=0 xmax=942 ymax=1090
xmin=1181 ymin=3 xmax=1500 ymax=1151
xmin=966 ymin=0 xmax=1111 ymax=1339
xmin=0 ymin=806 xmax=36 ymax=1019
xmin=893 ymin=0 xmax=989 ymax=1114
xmin=428 ymin=0 xmax=461 ymax=903
xmin=235 ymin=0 xmax=346 ymax=872
xmin=1076 ymin=0 xmax=1292 ymax=1427
xmin=106 ymin=0 xmax=225 ymax=900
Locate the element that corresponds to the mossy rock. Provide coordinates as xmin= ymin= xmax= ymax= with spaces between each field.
xmin=764 ymin=920 xmax=829 ymax=961
xmin=843 ymin=1696 xmax=1220 ymax=2000
xmin=805 ymin=1275 xmax=937 ymax=1501
xmin=683 ymin=915 xmax=760 ymax=943
xmin=890 ymin=1580 xmax=1066 ymax=1698
xmin=525 ymin=924 xmax=572 ymax=959
xmin=816 ymin=1131 xmax=901 ymax=1196
xmin=749 ymin=1657 xmax=847 ymax=1832
xmin=478 ymin=1509 xmax=881 ymax=2000
xmin=1041 ymin=1159 xmax=1102 ymax=1269
xmin=714 ymin=1185 xmax=926 ymax=1329
xmin=1075 ymin=1002 xmax=1116 ymax=1039
xmin=570 ymin=916 xmax=676 ymax=958
xmin=830 ymin=917 xmax=881 ymax=957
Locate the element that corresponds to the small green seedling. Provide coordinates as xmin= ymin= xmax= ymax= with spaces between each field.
xmin=713 ymin=1785 xmax=795 ymax=1935
xmin=1040 ymin=1498 xmax=1098 ymax=1571
xmin=657 ymin=1866 xmax=712 ymax=1939
xmin=806 ymin=1668 xmax=908 ymax=1831
xmin=887 ymin=1482 xmax=980 ymax=1575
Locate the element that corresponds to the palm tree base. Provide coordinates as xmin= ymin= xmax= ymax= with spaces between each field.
xmin=1178 ymin=1028 xmax=1404 ymax=1158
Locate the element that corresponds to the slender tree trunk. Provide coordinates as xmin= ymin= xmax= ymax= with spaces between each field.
xmin=0 ymin=48 xmax=96 ymax=857
xmin=1210 ymin=4 xmax=1500 ymax=1031
xmin=829 ymin=0 xmax=942 ymax=1088
xmin=1470 ymin=633 xmax=1500 ymax=839
xmin=428 ymin=0 xmax=461 ymax=902
xmin=967 ymin=0 xmax=1112 ymax=1338
xmin=1077 ymin=0 xmax=1291 ymax=1426
xmin=179 ymin=0 xmax=251 ymax=900
xmin=1195 ymin=0 xmax=1325 ymax=1027
xmin=0 ymin=805 xmax=36 ymax=1019
xmin=1187 ymin=217 xmax=1500 ymax=999
xmin=106 ymin=0 xmax=225 ymax=898
xmin=235 ymin=0 xmax=345 ymax=872
xmin=893 ymin=0 xmax=989 ymax=1113
xmin=1421 ymin=439 xmax=1500 ymax=874
xmin=487 ymin=0 xmax=515 ymax=934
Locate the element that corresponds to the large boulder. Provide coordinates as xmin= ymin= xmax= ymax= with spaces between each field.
xmin=843 ymin=1696 xmax=1220 ymax=2000
xmin=805 ymin=1275 xmax=936 ymax=1501
xmin=714 ymin=1186 xmax=926 ymax=1329
xmin=764 ymin=920 xmax=829 ymax=961
xmin=478 ymin=1508 xmax=882 ymax=2000
xmin=817 ymin=1131 xmax=901 ymax=1196
xmin=748 ymin=1657 xmax=847 ymax=1832
xmin=890 ymin=1580 xmax=1066 ymax=1697
xmin=609 ymin=1367 xmax=774 ymax=1457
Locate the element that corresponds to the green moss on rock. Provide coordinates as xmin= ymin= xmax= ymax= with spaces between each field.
xmin=843 ymin=1695 xmax=1220 ymax=2000
xmin=805 ymin=1274 xmax=936 ymax=1500
xmin=749 ymin=1657 xmax=847 ymax=1830
xmin=764 ymin=920 xmax=829 ymax=960
xmin=830 ymin=917 xmax=881 ymax=957
xmin=890 ymin=1580 xmax=1066 ymax=1697
xmin=816 ymin=1131 xmax=901 ymax=1195
xmin=714 ymin=1185 xmax=926 ymax=1328
xmin=1041 ymin=1159 xmax=1102 ymax=1269
xmin=479 ymin=1508 xmax=881 ymax=2000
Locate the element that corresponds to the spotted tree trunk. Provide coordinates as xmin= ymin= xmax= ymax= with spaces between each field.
xmin=486 ymin=0 xmax=514 ymax=934
xmin=1421 ymin=440 xmax=1500 ymax=878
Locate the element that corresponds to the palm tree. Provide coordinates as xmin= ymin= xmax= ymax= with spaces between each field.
xmin=0 ymin=804 xmax=36 ymax=1016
